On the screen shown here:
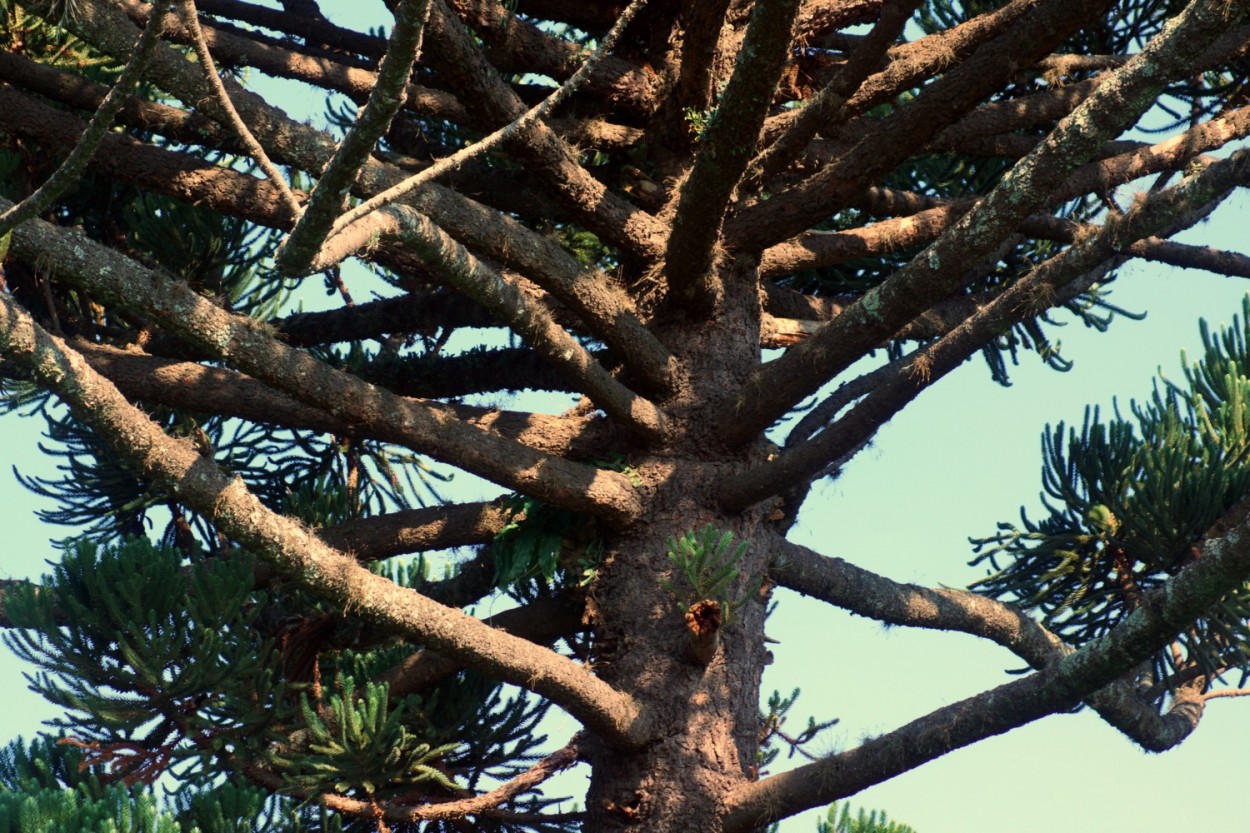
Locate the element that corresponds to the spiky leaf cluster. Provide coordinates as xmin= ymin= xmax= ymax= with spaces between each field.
xmin=2 ymin=536 xmax=560 ymax=823
xmin=815 ymin=802 xmax=919 ymax=833
xmin=0 ymin=736 xmax=346 ymax=833
xmin=971 ymin=297 xmax=1250 ymax=687
xmin=271 ymin=675 xmax=458 ymax=799
xmin=660 ymin=525 xmax=758 ymax=622
xmin=2 ymin=538 xmax=287 ymax=783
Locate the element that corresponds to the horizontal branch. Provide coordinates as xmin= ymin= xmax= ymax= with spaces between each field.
xmin=0 ymin=294 xmax=651 ymax=747
xmin=57 ymin=342 xmax=611 ymax=459
xmin=764 ymin=532 xmax=1204 ymax=752
xmin=274 ymin=291 xmax=494 ymax=346
xmin=316 ymin=501 xmax=507 ymax=561
xmin=309 ymin=203 xmax=667 ymax=441
xmin=381 ymin=594 xmax=585 ymax=699
xmin=4 ymin=202 xmax=643 ymax=525
xmin=725 ymin=492 xmax=1250 ymax=830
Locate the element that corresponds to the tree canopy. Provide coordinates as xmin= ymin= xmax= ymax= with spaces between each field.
xmin=2 ymin=0 xmax=1250 ymax=831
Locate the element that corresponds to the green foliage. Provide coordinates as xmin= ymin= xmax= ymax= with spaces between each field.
xmin=682 ymin=106 xmax=712 ymax=139
xmin=972 ymin=297 xmax=1250 ymax=686
xmin=816 ymin=802 xmax=918 ymax=833
xmin=121 ymin=191 xmax=291 ymax=319
xmin=0 ymin=734 xmax=103 ymax=797
xmin=758 ymin=688 xmax=838 ymax=770
xmin=491 ymin=457 xmax=634 ymax=594
xmin=493 ymin=495 xmax=578 ymax=588
xmin=2 ymin=538 xmax=286 ymax=783
xmin=0 ymin=536 xmax=558 ymax=824
xmin=270 ymin=675 xmax=457 ymax=799
xmin=764 ymin=800 xmax=918 ymax=833
xmin=0 ymin=736 xmax=344 ymax=833
xmin=660 ymin=525 xmax=758 ymax=622
xmin=0 ymin=784 xmax=182 ymax=833
xmin=558 ymin=225 xmax=611 ymax=268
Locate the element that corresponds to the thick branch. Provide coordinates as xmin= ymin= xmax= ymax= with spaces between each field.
xmin=275 ymin=0 xmax=431 ymax=272
xmin=661 ymin=0 xmax=801 ymax=312
xmin=425 ymin=0 xmax=666 ymax=262
xmin=0 ymin=295 xmax=650 ymax=747
xmin=316 ymin=501 xmax=507 ymax=561
xmin=382 ymin=594 xmax=585 ymax=698
xmin=724 ymin=0 xmax=1240 ymax=446
xmin=669 ymin=0 xmax=733 ymax=119
xmin=724 ymin=492 xmax=1250 ymax=831
xmin=309 ymin=203 xmax=667 ymax=441
xmin=744 ymin=0 xmax=918 ymax=191
xmin=59 ymin=341 xmax=609 ymax=458
xmin=764 ymin=532 xmax=1203 ymax=752
xmin=4 ymin=202 xmax=644 ymax=525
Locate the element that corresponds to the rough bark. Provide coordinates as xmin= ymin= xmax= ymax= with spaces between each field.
xmin=2 ymin=0 xmax=1250 ymax=830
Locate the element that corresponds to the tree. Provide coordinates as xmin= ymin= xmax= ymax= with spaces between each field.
xmin=1 ymin=0 xmax=1250 ymax=830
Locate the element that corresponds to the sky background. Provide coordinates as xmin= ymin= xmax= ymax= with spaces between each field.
xmin=3 ymin=3 xmax=1250 ymax=831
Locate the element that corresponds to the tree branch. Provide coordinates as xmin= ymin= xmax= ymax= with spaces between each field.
xmin=763 ymin=532 xmax=1204 ymax=752
xmin=723 ymin=0 xmax=1240 ymax=447
xmin=4 ymin=203 xmax=644 ymax=525
xmin=0 ymin=1 xmax=171 ymax=236
xmin=274 ymin=0 xmax=431 ymax=272
xmin=725 ymin=491 xmax=1250 ymax=830
xmin=54 ymin=341 xmax=611 ymax=458
xmin=720 ymin=139 xmax=1250 ymax=510
xmin=308 ymin=203 xmax=667 ymax=442
xmin=381 ymin=594 xmax=585 ymax=698
xmin=743 ymin=0 xmax=918 ymax=192
xmin=662 ymin=0 xmax=801 ymax=313
xmin=316 ymin=501 xmax=507 ymax=561
xmin=424 ymin=0 xmax=666 ymax=262
xmin=303 ymin=735 xmax=583 ymax=824
xmin=728 ymin=0 xmax=1112 ymax=253
xmin=171 ymin=0 xmax=301 ymax=219
xmin=39 ymin=0 xmax=648 ymax=354
xmin=0 ymin=295 xmax=651 ymax=747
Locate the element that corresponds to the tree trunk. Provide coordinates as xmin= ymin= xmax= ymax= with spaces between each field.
xmin=581 ymin=258 xmax=772 ymax=831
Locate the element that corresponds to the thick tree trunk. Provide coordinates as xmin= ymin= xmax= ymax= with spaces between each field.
xmin=581 ymin=259 xmax=772 ymax=831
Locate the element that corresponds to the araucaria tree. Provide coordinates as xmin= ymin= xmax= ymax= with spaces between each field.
xmin=4 ymin=0 xmax=1250 ymax=830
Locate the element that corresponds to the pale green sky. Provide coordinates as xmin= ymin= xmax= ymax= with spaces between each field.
xmin=3 ymin=4 xmax=1250 ymax=830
